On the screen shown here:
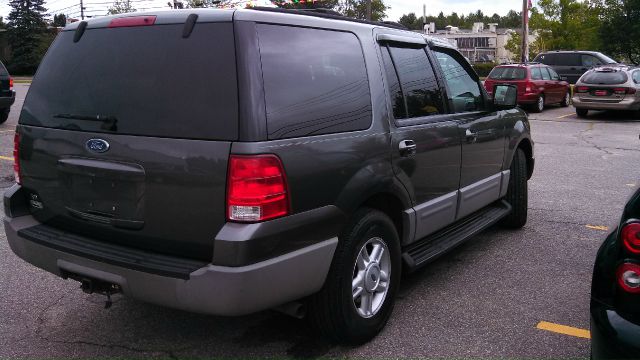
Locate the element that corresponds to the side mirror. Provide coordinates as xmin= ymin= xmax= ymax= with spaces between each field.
xmin=493 ymin=84 xmax=518 ymax=110
xmin=560 ymin=76 xmax=568 ymax=81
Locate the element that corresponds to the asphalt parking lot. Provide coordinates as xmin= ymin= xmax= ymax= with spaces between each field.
xmin=1 ymin=84 xmax=639 ymax=358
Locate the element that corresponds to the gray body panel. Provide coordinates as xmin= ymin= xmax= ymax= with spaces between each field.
xmin=4 ymin=8 xmax=535 ymax=316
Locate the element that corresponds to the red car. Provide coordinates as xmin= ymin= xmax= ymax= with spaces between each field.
xmin=484 ymin=64 xmax=571 ymax=112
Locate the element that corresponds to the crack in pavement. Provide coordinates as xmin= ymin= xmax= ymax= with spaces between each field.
xmin=576 ymin=123 xmax=615 ymax=155
xmin=32 ymin=292 xmax=187 ymax=359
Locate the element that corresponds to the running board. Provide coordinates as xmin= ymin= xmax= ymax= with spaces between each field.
xmin=402 ymin=200 xmax=512 ymax=271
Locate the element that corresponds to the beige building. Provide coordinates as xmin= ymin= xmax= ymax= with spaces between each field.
xmin=423 ymin=22 xmax=536 ymax=64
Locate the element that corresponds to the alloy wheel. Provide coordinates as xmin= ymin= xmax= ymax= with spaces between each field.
xmin=351 ymin=237 xmax=391 ymax=318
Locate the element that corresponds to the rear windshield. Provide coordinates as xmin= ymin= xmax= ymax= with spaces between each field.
xmin=582 ymin=70 xmax=628 ymax=85
xmin=488 ymin=67 xmax=526 ymax=80
xmin=0 ymin=62 xmax=8 ymax=76
xmin=20 ymin=23 xmax=238 ymax=140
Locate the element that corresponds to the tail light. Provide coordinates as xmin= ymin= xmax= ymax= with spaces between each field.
xmin=621 ymin=222 xmax=640 ymax=254
xmin=13 ymin=132 xmax=20 ymax=184
xmin=9 ymin=77 xmax=13 ymax=88
xmin=616 ymin=263 xmax=640 ymax=294
xmin=227 ymin=154 xmax=289 ymax=222
xmin=613 ymin=87 xmax=636 ymax=95
xmin=525 ymin=82 xmax=533 ymax=93
xmin=576 ymin=86 xmax=589 ymax=93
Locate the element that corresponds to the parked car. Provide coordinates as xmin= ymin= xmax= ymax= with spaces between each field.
xmin=533 ymin=51 xmax=618 ymax=84
xmin=484 ymin=63 xmax=571 ymax=113
xmin=3 ymin=8 xmax=534 ymax=344
xmin=0 ymin=60 xmax=15 ymax=124
xmin=591 ymin=186 xmax=640 ymax=359
xmin=573 ymin=65 xmax=640 ymax=118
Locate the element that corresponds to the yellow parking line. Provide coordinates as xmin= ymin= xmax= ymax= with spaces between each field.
xmin=557 ymin=113 xmax=575 ymax=119
xmin=0 ymin=155 xmax=13 ymax=161
xmin=536 ymin=321 xmax=591 ymax=339
xmin=586 ymin=225 xmax=609 ymax=231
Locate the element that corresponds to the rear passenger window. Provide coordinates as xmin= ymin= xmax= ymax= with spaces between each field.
xmin=433 ymin=49 xmax=483 ymax=113
xmin=380 ymin=47 xmax=407 ymax=120
xmin=257 ymin=24 xmax=372 ymax=139
xmin=386 ymin=46 xmax=444 ymax=118
xmin=541 ymin=67 xmax=551 ymax=80
xmin=531 ymin=67 xmax=542 ymax=80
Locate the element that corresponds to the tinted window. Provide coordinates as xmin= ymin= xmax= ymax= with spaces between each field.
xmin=541 ymin=67 xmax=551 ymax=80
xmin=531 ymin=67 xmax=542 ymax=80
xmin=434 ymin=50 xmax=482 ymax=113
xmin=582 ymin=55 xmax=602 ymax=67
xmin=0 ymin=61 xmax=7 ymax=76
xmin=633 ymin=71 xmax=640 ymax=84
xmin=547 ymin=67 xmax=560 ymax=80
xmin=536 ymin=53 xmax=557 ymax=65
xmin=558 ymin=54 xmax=581 ymax=66
xmin=380 ymin=47 xmax=407 ymax=120
xmin=258 ymin=25 xmax=371 ymax=139
xmin=22 ymin=24 xmax=238 ymax=140
xmin=388 ymin=46 xmax=444 ymax=118
xmin=488 ymin=67 xmax=526 ymax=80
xmin=582 ymin=70 xmax=628 ymax=85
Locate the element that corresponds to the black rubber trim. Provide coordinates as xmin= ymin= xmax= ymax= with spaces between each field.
xmin=18 ymin=224 xmax=208 ymax=279
xmin=403 ymin=200 xmax=512 ymax=271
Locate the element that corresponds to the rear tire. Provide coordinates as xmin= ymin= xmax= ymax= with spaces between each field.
xmin=560 ymin=91 xmax=570 ymax=107
xmin=533 ymin=95 xmax=544 ymax=113
xmin=500 ymin=148 xmax=528 ymax=229
xmin=0 ymin=109 xmax=8 ymax=124
xmin=576 ymin=108 xmax=588 ymax=118
xmin=308 ymin=208 xmax=401 ymax=345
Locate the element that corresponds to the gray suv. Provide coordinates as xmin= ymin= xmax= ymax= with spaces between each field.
xmin=3 ymin=8 xmax=534 ymax=344
xmin=533 ymin=51 xmax=618 ymax=84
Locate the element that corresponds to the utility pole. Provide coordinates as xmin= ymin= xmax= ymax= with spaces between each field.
xmin=520 ymin=0 xmax=529 ymax=63
xmin=80 ymin=0 xmax=85 ymax=20
xmin=366 ymin=0 xmax=372 ymax=21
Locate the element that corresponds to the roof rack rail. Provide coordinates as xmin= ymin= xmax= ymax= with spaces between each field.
xmin=249 ymin=7 xmax=408 ymax=30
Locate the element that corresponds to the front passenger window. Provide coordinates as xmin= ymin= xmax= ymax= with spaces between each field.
xmin=433 ymin=49 xmax=482 ymax=113
xmin=582 ymin=55 xmax=602 ymax=67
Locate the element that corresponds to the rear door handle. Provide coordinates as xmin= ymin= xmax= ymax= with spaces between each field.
xmin=399 ymin=140 xmax=417 ymax=157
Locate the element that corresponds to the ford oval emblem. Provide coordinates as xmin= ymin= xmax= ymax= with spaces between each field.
xmin=86 ymin=139 xmax=110 ymax=153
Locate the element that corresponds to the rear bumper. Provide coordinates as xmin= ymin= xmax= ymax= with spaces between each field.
xmin=4 ymin=213 xmax=338 ymax=316
xmin=591 ymin=299 xmax=640 ymax=359
xmin=0 ymin=90 xmax=15 ymax=109
xmin=573 ymin=96 xmax=640 ymax=111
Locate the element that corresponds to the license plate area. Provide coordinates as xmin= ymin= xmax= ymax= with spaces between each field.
xmin=57 ymin=158 xmax=146 ymax=228
xmin=593 ymin=89 xmax=610 ymax=96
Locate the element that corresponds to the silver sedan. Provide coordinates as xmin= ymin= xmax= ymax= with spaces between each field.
xmin=573 ymin=65 xmax=640 ymax=118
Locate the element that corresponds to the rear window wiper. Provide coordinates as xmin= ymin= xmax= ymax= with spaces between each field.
xmin=53 ymin=113 xmax=118 ymax=131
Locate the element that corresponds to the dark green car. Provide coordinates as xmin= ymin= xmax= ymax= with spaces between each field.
xmin=591 ymin=187 xmax=640 ymax=358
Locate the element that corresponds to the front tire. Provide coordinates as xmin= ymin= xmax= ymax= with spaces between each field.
xmin=500 ymin=148 xmax=528 ymax=229
xmin=308 ymin=208 xmax=401 ymax=344
xmin=576 ymin=108 xmax=588 ymax=118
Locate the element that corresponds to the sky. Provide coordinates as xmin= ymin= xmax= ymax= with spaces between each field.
xmin=0 ymin=0 xmax=523 ymax=23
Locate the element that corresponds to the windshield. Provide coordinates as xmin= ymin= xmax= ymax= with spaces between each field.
xmin=488 ymin=67 xmax=527 ymax=80
xmin=21 ymin=23 xmax=238 ymax=140
xmin=599 ymin=53 xmax=618 ymax=64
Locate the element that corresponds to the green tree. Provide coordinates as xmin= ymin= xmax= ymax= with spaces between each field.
xmin=337 ymin=0 xmax=388 ymax=21
xmin=272 ymin=0 xmax=339 ymax=9
xmin=599 ymin=0 xmax=640 ymax=63
xmin=52 ymin=13 xmax=66 ymax=27
xmin=107 ymin=0 xmax=136 ymax=14
xmin=529 ymin=0 xmax=601 ymax=51
xmin=398 ymin=12 xmax=423 ymax=30
xmin=7 ymin=0 xmax=48 ymax=74
xmin=505 ymin=31 xmax=545 ymax=62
